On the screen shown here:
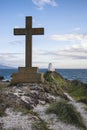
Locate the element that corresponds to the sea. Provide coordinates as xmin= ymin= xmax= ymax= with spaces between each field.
xmin=0 ymin=69 xmax=87 ymax=83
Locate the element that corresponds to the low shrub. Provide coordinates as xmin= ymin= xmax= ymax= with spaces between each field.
xmin=46 ymin=100 xmax=86 ymax=129
xmin=78 ymin=98 xmax=87 ymax=105
xmin=0 ymin=94 xmax=6 ymax=117
xmin=32 ymin=120 xmax=50 ymax=130
xmin=68 ymin=80 xmax=87 ymax=101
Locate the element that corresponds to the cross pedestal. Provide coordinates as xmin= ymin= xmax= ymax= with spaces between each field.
xmin=11 ymin=67 xmax=44 ymax=83
xmin=11 ymin=16 xmax=44 ymax=84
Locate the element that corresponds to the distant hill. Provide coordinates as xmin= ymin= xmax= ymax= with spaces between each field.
xmin=0 ymin=64 xmax=14 ymax=69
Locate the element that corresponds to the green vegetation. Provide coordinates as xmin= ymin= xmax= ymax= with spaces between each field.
xmin=44 ymin=71 xmax=56 ymax=83
xmin=44 ymin=71 xmax=68 ymax=97
xmin=32 ymin=120 xmax=51 ymax=130
xmin=46 ymin=100 xmax=86 ymax=129
xmin=0 ymin=93 xmax=7 ymax=117
xmin=0 ymin=106 xmax=6 ymax=117
xmin=0 ymin=82 xmax=9 ymax=89
xmin=44 ymin=71 xmax=87 ymax=104
xmin=44 ymin=71 xmax=67 ymax=87
xmin=13 ymin=105 xmax=30 ymax=114
xmin=67 ymin=80 xmax=87 ymax=102
xmin=78 ymin=98 xmax=87 ymax=105
xmin=84 ymin=106 xmax=87 ymax=112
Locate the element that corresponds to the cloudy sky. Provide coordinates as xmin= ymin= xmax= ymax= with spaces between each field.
xmin=0 ymin=0 xmax=87 ymax=68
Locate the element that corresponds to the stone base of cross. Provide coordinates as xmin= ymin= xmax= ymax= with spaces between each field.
xmin=11 ymin=67 xmax=44 ymax=84
xmin=11 ymin=16 xmax=44 ymax=84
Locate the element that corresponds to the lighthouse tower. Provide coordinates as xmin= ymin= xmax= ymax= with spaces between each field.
xmin=48 ymin=63 xmax=55 ymax=72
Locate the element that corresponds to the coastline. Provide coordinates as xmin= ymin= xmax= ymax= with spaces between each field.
xmin=0 ymin=68 xmax=87 ymax=83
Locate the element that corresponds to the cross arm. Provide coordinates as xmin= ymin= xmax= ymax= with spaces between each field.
xmin=32 ymin=28 xmax=44 ymax=35
xmin=14 ymin=28 xmax=26 ymax=35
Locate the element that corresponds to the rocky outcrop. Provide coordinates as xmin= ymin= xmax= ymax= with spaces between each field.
xmin=0 ymin=71 xmax=87 ymax=130
xmin=0 ymin=76 xmax=4 ymax=80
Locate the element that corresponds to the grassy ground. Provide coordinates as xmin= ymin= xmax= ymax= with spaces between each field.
xmin=0 ymin=92 xmax=7 ymax=116
xmin=44 ymin=71 xmax=87 ymax=104
xmin=0 ymin=81 xmax=9 ymax=89
xmin=46 ymin=100 xmax=87 ymax=130
xmin=44 ymin=71 xmax=68 ymax=97
xmin=32 ymin=120 xmax=51 ymax=130
xmin=44 ymin=71 xmax=67 ymax=87
xmin=0 ymin=82 xmax=8 ymax=116
xmin=67 ymin=80 xmax=87 ymax=103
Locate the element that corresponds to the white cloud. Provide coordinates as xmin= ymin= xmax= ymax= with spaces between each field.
xmin=32 ymin=0 xmax=57 ymax=9
xmin=73 ymin=27 xmax=80 ymax=31
xmin=0 ymin=53 xmax=24 ymax=67
xmin=0 ymin=47 xmax=87 ymax=68
xmin=32 ymin=47 xmax=87 ymax=68
xmin=0 ymin=32 xmax=87 ymax=68
xmin=50 ymin=33 xmax=87 ymax=41
xmin=33 ymin=41 xmax=87 ymax=63
xmin=38 ymin=47 xmax=87 ymax=60
xmin=49 ymin=33 xmax=87 ymax=61
xmin=30 ymin=33 xmax=86 ymax=68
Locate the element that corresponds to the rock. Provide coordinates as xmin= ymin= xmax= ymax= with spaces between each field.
xmin=0 ymin=76 xmax=4 ymax=80
xmin=71 ymin=80 xmax=83 ymax=86
xmin=21 ymin=96 xmax=34 ymax=109
xmin=6 ymin=80 xmax=10 ymax=82
xmin=39 ymin=100 xmax=46 ymax=105
xmin=17 ymin=83 xmax=23 ymax=87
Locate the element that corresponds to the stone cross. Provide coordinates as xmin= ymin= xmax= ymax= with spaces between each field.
xmin=14 ymin=16 xmax=44 ymax=67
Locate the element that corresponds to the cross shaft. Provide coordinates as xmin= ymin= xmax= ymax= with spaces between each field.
xmin=14 ymin=16 xmax=44 ymax=67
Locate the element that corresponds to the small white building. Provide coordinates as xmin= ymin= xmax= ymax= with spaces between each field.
xmin=48 ymin=63 xmax=55 ymax=72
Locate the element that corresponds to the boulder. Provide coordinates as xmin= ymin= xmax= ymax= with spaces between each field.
xmin=0 ymin=76 xmax=4 ymax=80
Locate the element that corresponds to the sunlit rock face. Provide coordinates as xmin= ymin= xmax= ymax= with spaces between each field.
xmin=48 ymin=63 xmax=55 ymax=72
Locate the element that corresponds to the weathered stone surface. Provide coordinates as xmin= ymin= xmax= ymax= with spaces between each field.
xmin=11 ymin=67 xmax=44 ymax=84
xmin=18 ymin=67 xmax=38 ymax=73
xmin=11 ymin=71 xmax=44 ymax=84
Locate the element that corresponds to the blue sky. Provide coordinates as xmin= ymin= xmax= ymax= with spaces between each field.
xmin=0 ymin=0 xmax=87 ymax=68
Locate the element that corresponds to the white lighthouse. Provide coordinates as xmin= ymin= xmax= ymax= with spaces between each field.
xmin=48 ymin=63 xmax=55 ymax=72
